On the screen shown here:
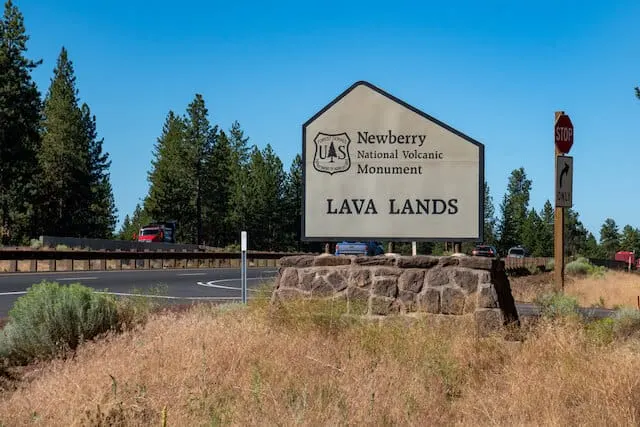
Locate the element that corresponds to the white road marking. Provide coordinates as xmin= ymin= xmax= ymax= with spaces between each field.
xmin=0 ymin=290 xmax=244 ymax=301
xmin=0 ymin=291 xmax=27 ymax=296
xmin=177 ymin=273 xmax=206 ymax=276
xmin=196 ymin=276 xmax=276 ymax=291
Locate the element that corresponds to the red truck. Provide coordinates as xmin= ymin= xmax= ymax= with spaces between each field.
xmin=614 ymin=251 xmax=640 ymax=269
xmin=133 ymin=221 xmax=177 ymax=244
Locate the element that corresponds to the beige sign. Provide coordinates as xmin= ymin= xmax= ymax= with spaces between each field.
xmin=302 ymin=81 xmax=484 ymax=241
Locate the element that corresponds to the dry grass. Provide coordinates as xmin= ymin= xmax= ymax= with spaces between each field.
xmin=511 ymin=270 xmax=640 ymax=309
xmin=1 ymin=293 xmax=640 ymax=426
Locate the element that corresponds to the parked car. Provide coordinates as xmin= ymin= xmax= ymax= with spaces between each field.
xmin=471 ymin=245 xmax=499 ymax=258
xmin=507 ymin=246 xmax=527 ymax=258
xmin=335 ymin=241 xmax=385 ymax=256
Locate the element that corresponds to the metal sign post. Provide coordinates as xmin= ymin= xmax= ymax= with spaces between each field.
xmin=241 ymin=231 xmax=247 ymax=304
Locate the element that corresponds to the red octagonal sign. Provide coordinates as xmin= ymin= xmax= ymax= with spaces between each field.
xmin=555 ymin=114 xmax=574 ymax=154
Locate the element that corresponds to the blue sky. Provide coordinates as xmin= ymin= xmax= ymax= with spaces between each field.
xmin=17 ymin=0 xmax=640 ymax=238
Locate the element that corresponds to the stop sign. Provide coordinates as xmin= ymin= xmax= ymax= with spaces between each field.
xmin=555 ymin=114 xmax=573 ymax=154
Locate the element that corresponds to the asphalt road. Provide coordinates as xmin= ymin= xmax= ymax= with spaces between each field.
xmin=0 ymin=267 xmax=279 ymax=318
xmin=0 ymin=268 xmax=618 ymax=320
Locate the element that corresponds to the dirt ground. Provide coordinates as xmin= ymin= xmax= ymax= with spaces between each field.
xmin=508 ymin=271 xmax=569 ymax=303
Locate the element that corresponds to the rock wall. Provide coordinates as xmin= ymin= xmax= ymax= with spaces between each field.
xmin=271 ymin=254 xmax=520 ymax=336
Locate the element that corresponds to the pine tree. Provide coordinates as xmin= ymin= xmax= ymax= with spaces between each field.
xmin=565 ymin=208 xmax=589 ymax=257
xmin=37 ymin=46 xmax=92 ymax=237
xmin=81 ymin=103 xmax=117 ymax=238
xmin=144 ymin=111 xmax=193 ymax=243
xmin=482 ymin=181 xmax=496 ymax=245
xmin=497 ymin=167 xmax=532 ymax=253
xmin=327 ymin=142 xmax=337 ymax=162
xmin=203 ymin=130 xmax=233 ymax=246
xmin=521 ymin=208 xmax=542 ymax=256
xmin=283 ymin=154 xmax=303 ymax=250
xmin=183 ymin=94 xmax=217 ymax=245
xmin=599 ymin=218 xmax=620 ymax=258
xmin=227 ymin=121 xmax=251 ymax=236
xmin=538 ymin=200 xmax=554 ymax=256
xmin=117 ymin=203 xmax=151 ymax=240
xmin=0 ymin=0 xmax=42 ymax=244
xmin=619 ymin=225 xmax=640 ymax=254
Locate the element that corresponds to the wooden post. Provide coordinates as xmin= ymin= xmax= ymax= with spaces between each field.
xmin=388 ymin=242 xmax=394 ymax=254
xmin=324 ymin=243 xmax=330 ymax=254
xmin=554 ymin=111 xmax=565 ymax=293
xmin=453 ymin=242 xmax=461 ymax=254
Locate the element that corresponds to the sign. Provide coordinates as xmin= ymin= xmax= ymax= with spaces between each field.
xmin=554 ymin=114 xmax=574 ymax=154
xmin=556 ymin=156 xmax=573 ymax=207
xmin=302 ymin=81 xmax=484 ymax=241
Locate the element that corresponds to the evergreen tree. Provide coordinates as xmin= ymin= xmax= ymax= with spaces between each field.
xmin=183 ymin=94 xmax=217 ymax=245
xmin=117 ymin=203 xmax=151 ymax=240
xmin=203 ymin=130 xmax=233 ymax=246
xmin=0 ymin=0 xmax=42 ymax=244
xmin=283 ymin=154 xmax=303 ymax=250
xmin=619 ymin=225 xmax=640 ymax=254
xmin=521 ymin=208 xmax=542 ymax=256
xmin=482 ymin=181 xmax=497 ymax=246
xmin=81 ymin=103 xmax=117 ymax=238
xmin=583 ymin=232 xmax=600 ymax=258
xmin=565 ymin=208 xmax=589 ymax=257
xmin=497 ymin=167 xmax=532 ymax=253
xmin=227 ymin=121 xmax=251 ymax=236
xmin=538 ymin=200 xmax=554 ymax=256
xmin=599 ymin=218 xmax=620 ymax=258
xmin=144 ymin=111 xmax=193 ymax=243
xmin=37 ymin=46 xmax=92 ymax=237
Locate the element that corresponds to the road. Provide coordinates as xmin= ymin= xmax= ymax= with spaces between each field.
xmin=0 ymin=267 xmax=279 ymax=318
xmin=0 ymin=269 xmax=618 ymax=320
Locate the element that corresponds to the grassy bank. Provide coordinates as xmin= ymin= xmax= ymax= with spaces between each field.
xmin=511 ymin=268 xmax=640 ymax=309
xmin=2 ymin=284 xmax=640 ymax=426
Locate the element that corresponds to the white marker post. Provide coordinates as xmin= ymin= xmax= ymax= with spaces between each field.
xmin=241 ymin=231 xmax=247 ymax=304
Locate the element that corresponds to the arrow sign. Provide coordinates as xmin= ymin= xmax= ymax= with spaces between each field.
xmin=556 ymin=156 xmax=573 ymax=208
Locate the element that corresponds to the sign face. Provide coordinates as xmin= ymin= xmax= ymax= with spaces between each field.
xmin=302 ymin=81 xmax=484 ymax=242
xmin=554 ymin=114 xmax=574 ymax=154
xmin=556 ymin=156 xmax=573 ymax=207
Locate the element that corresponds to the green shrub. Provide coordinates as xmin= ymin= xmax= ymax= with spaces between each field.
xmin=565 ymin=260 xmax=591 ymax=276
xmin=545 ymin=259 xmax=555 ymax=271
xmin=612 ymin=308 xmax=640 ymax=340
xmin=534 ymin=292 xmax=580 ymax=319
xmin=0 ymin=281 xmax=120 ymax=365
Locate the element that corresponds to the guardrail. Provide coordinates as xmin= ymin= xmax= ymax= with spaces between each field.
xmin=37 ymin=235 xmax=210 ymax=252
xmin=0 ymin=249 xmax=313 ymax=273
xmin=0 ymin=249 xmax=559 ymax=274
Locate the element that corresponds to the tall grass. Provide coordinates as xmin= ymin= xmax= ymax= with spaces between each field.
xmin=1 ymin=294 xmax=640 ymax=425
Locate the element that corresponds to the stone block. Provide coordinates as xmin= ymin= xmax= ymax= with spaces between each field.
xmin=477 ymin=284 xmax=499 ymax=308
xmin=475 ymin=309 xmax=504 ymax=337
xmin=279 ymin=256 xmax=315 ymax=268
xmin=464 ymin=294 xmax=476 ymax=314
xmin=353 ymin=255 xmax=397 ymax=266
xmin=373 ymin=277 xmax=398 ymax=298
xmin=397 ymin=290 xmax=417 ymax=312
xmin=425 ymin=267 xmax=450 ymax=287
xmin=373 ymin=267 xmax=403 ymax=277
xmin=453 ymin=269 xmax=479 ymax=293
xmin=397 ymin=255 xmax=439 ymax=269
xmin=348 ymin=269 xmax=372 ymax=288
xmin=279 ymin=268 xmax=299 ymax=288
xmin=441 ymin=287 xmax=465 ymax=315
xmin=310 ymin=276 xmax=335 ymax=296
xmin=438 ymin=256 xmax=459 ymax=267
xmin=346 ymin=286 xmax=370 ymax=315
xmin=457 ymin=256 xmax=494 ymax=270
xmin=313 ymin=256 xmax=352 ymax=267
xmin=371 ymin=296 xmax=398 ymax=315
xmin=326 ymin=270 xmax=348 ymax=291
xmin=398 ymin=270 xmax=425 ymax=293
xmin=417 ymin=288 xmax=440 ymax=313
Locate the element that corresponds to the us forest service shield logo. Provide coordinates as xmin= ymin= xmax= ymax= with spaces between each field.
xmin=313 ymin=132 xmax=351 ymax=175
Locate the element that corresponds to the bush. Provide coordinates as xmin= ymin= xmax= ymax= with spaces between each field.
xmin=0 ymin=281 xmax=120 ymax=365
xmin=565 ymin=260 xmax=591 ymax=276
xmin=534 ymin=292 xmax=580 ymax=319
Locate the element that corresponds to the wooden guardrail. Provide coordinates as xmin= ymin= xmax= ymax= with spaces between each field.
xmin=0 ymin=248 xmax=557 ymax=274
xmin=0 ymin=249 xmax=314 ymax=273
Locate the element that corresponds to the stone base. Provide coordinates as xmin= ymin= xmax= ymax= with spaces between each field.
xmin=271 ymin=255 xmax=520 ymax=336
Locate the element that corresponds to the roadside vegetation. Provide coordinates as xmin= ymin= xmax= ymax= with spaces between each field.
xmin=2 ymin=272 xmax=640 ymax=425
